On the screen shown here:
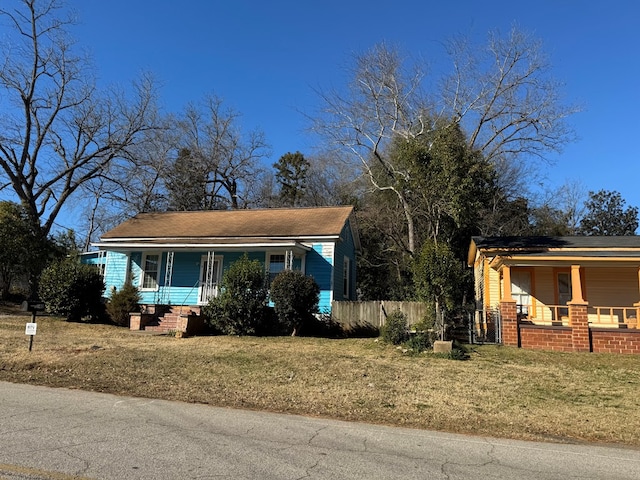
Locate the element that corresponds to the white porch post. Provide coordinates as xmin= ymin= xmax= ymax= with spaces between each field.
xmin=205 ymin=251 xmax=216 ymax=302
xmin=162 ymin=251 xmax=175 ymax=304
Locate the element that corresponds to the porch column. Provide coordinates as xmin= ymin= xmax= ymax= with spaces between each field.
xmin=499 ymin=265 xmax=518 ymax=346
xmin=568 ymin=265 xmax=590 ymax=352
xmin=569 ymin=302 xmax=591 ymax=352
xmin=570 ymin=264 xmax=585 ymax=304
xmin=501 ymin=265 xmax=514 ymax=302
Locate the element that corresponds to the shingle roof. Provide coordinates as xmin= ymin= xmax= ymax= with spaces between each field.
xmin=101 ymin=206 xmax=356 ymax=241
xmin=472 ymin=236 xmax=640 ymax=250
xmin=469 ymin=236 xmax=640 ymax=266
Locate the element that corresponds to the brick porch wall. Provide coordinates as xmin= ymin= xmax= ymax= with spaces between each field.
xmin=591 ymin=329 xmax=640 ymax=354
xmin=502 ymin=302 xmax=640 ymax=354
xmin=519 ymin=325 xmax=573 ymax=352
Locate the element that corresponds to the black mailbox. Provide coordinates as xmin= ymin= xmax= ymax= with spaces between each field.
xmin=21 ymin=301 xmax=46 ymax=313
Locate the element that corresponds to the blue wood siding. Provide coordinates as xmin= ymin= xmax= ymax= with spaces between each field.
xmin=157 ymin=251 xmax=201 ymax=305
xmin=305 ymin=242 xmax=334 ymax=313
xmin=106 ymin=250 xmax=269 ymax=306
xmin=104 ymin=251 xmax=129 ymax=296
xmin=88 ymin=240 xmax=354 ymax=314
xmin=334 ymin=219 xmax=357 ymax=301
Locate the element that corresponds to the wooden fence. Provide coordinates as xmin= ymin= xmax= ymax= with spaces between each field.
xmin=331 ymin=301 xmax=429 ymax=331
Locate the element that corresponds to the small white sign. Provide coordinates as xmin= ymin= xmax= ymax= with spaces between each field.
xmin=25 ymin=323 xmax=37 ymax=336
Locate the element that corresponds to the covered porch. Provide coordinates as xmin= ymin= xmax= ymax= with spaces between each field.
xmin=469 ymin=236 xmax=640 ymax=354
xmin=498 ymin=262 xmax=640 ymax=353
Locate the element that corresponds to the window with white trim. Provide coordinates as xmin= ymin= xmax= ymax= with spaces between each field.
xmin=268 ymin=253 xmax=286 ymax=284
xmin=141 ymin=253 xmax=160 ymax=290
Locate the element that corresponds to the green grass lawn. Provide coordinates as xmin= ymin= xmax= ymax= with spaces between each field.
xmin=1 ymin=313 xmax=639 ymax=447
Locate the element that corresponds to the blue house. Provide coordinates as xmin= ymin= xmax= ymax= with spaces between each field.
xmin=85 ymin=206 xmax=360 ymax=332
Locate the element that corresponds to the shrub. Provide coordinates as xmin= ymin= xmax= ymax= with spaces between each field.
xmin=107 ymin=284 xmax=141 ymax=327
xmin=202 ymin=254 xmax=268 ymax=335
xmin=270 ymin=270 xmax=320 ymax=336
xmin=404 ymin=332 xmax=433 ymax=354
xmin=39 ymin=258 xmax=105 ymax=322
xmin=380 ymin=309 xmax=408 ymax=345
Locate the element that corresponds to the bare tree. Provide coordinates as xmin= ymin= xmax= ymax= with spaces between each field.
xmin=169 ymin=95 xmax=270 ymax=210
xmin=313 ymin=43 xmax=428 ymax=253
xmin=313 ymin=28 xmax=578 ymax=252
xmin=77 ymin=122 xmax=175 ymax=250
xmin=0 ymin=0 xmax=160 ymax=237
xmin=442 ymin=26 xmax=578 ymax=170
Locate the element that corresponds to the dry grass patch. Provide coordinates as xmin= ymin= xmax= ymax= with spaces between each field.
xmin=1 ymin=315 xmax=639 ymax=447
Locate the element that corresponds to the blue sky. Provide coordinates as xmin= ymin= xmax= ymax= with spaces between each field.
xmin=53 ymin=1 xmax=640 ymax=228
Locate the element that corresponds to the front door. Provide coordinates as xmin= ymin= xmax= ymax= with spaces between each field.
xmin=198 ymin=255 xmax=222 ymax=305
xmin=556 ymin=271 xmax=571 ymax=318
xmin=511 ymin=269 xmax=531 ymax=317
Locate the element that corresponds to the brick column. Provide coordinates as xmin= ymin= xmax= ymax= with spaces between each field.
xmin=129 ymin=313 xmax=142 ymax=331
xmin=569 ymin=303 xmax=591 ymax=352
xmin=500 ymin=300 xmax=519 ymax=347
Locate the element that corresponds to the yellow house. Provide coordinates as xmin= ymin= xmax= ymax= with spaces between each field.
xmin=468 ymin=236 xmax=640 ymax=354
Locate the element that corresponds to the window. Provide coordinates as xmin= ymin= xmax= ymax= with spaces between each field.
xmin=141 ymin=253 xmax=160 ymax=290
xmin=268 ymin=254 xmax=285 ymax=283
xmin=343 ymin=256 xmax=351 ymax=299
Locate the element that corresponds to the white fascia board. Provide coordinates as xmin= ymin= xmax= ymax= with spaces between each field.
xmin=97 ymin=235 xmax=341 ymax=243
xmin=91 ymin=241 xmax=312 ymax=251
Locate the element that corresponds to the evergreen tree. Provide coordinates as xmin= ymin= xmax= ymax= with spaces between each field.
xmin=274 ymin=152 xmax=310 ymax=207
xmin=578 ymin=190 xmax=638 ymax=236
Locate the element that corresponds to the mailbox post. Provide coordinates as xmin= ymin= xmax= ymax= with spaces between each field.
xmin=21 ymin=301 xmax=45 ymax=352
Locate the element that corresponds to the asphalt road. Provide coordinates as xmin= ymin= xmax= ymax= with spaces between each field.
xmin=1 ymin=381 xmax=639 ymax=480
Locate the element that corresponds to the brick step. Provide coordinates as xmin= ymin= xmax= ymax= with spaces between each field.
xmin=143 ymin=314 xmax=183 ymax=333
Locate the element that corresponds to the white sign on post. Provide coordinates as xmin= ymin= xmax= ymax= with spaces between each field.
xmin=25 ymin=323 xmax=37 ymax=335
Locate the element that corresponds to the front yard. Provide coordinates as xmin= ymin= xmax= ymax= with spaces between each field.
xmin=1 ymin=313 xmax=639 ymax=447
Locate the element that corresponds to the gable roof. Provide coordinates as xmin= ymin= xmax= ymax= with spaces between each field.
xmin=468 ymin=235 xmax=640 ymax=267
xmin=97 ymin=206 xmax=360 ymax=250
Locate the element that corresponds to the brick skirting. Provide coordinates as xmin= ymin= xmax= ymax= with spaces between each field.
xmin=591 ymin=328 xmax=640 ymax=354
xmin=519 ymin=325 xmax=573 ymax=352
xmin=500 ymin=300 xmax=639 ymax=354
xmin=513 ymin=324 xmax=640 ymax=354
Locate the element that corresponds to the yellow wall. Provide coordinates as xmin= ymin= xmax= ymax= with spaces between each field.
xmin=584 ymin=267 xmax=639 ymax=306
xmin=489 ymin=265 xmax=500 ymax=308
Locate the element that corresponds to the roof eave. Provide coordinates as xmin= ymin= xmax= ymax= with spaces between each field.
xmin=91 ymin=241 xmax=313 ymax=252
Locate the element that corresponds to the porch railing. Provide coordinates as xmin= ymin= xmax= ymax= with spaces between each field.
xmin=589 ymin=306 xmax=638 ymax=329
xmin=517 ymin=304 xmax=570 ymax=326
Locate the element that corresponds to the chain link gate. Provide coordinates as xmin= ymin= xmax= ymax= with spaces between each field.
xmin=469 ymin=308 xmax=502 ymax=344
